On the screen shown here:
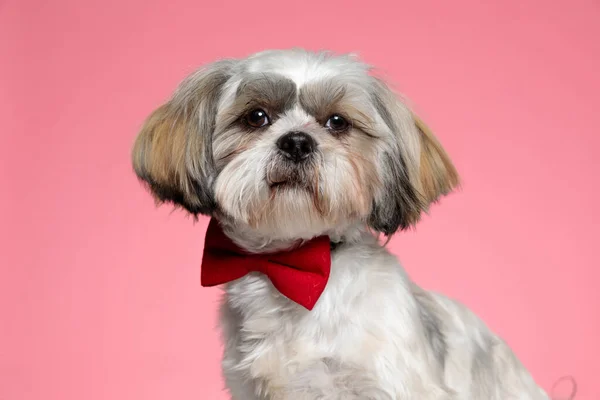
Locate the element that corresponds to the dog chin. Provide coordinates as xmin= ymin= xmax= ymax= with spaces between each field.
xmin=240 ymin=190 xmax=339 ymax=242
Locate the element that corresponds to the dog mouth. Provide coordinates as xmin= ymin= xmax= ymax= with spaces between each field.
xmin=266 ymin=163 xmax=312 ymax=190
xmin=269 ymin=180 xmax=292 ymax=188
xmin=268 ymin=177 xmax=306 ymax=189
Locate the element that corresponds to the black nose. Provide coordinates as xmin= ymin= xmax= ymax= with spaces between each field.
xmin=276 ymin=131 xmax=316 ymax=163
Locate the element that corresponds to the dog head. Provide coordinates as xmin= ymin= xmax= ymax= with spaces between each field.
xmin=132 ymin=49 xmax=459 ymax=240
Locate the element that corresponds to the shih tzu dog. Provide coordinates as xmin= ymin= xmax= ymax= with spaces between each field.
xmin=132 ymin=49 xmax=550 ymax=399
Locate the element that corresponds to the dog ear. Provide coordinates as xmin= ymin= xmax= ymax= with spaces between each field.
xmin=368 ymin=78 xmax=459 ymax=235
xmin=413 ymin=114 xmax=460 ymax=205
xmin=132 ymin=60 xmax=236 ymax=215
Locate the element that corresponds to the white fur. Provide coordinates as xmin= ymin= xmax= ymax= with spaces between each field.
xmin=133 ymin=49 xmax=551 ymax=399
xmin=219 ymin=229 xmax=548 ymax=400
xmin=212 ymin=51 xmax=547 ymax=399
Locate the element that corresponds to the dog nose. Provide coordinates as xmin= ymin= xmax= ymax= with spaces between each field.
xmin=276 ymin=131 xmax=316 ymax=163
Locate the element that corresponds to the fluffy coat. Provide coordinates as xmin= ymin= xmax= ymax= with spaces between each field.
xmin=132 ymin=49 xmax=549 ymax=399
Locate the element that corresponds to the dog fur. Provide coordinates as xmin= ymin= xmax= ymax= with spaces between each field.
xmin=132 ymin=49 xmax=549 ymax=399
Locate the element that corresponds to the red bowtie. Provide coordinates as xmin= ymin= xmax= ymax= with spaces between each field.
xmin=200 ymin=219 xmax=332 ymax=310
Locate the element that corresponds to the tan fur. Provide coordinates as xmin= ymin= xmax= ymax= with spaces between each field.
xmin=414 ymin=115 xmax=461 ymax=204
xmin=345 ymin=146 xmax=380 ymax=216
xmin=132 ymin=103 xmax=199 ymax=207
xmin=132 ymin=59 xmax=235 ymax=214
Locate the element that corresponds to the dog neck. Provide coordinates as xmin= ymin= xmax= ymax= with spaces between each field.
xmin=212 ymin=216 xmax=367 ymax=254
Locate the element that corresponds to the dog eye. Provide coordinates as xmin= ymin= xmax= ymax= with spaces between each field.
xmin=245 ymin=109 xmax=270 ymax=128
xmin=325 ymin=114 xmax=349 ymax=132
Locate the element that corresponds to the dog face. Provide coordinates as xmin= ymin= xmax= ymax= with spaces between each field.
xmin=132 ymin=49 xmax=459 ymax=239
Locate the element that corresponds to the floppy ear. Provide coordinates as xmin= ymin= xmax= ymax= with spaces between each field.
xmin=368 ymin=78 xmax=459 ymax=235
xmin=132 ymin=60 xmax=236 ymax=215
xmin=413 ymin=114 xmax=460 ymax=205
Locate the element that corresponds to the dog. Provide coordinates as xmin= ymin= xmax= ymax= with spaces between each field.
xmin=132 ymin=49 xmax=550 ymax=399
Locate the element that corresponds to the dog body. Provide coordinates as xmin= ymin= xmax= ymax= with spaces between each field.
xmin=132 ymin=49 xmax=548 ymax=399
xmin=220 ymin=229 xmax=547 ymax=399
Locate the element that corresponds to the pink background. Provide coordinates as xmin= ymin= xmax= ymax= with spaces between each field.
xmin=1 ymin=0 xmax=599 ymax=399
